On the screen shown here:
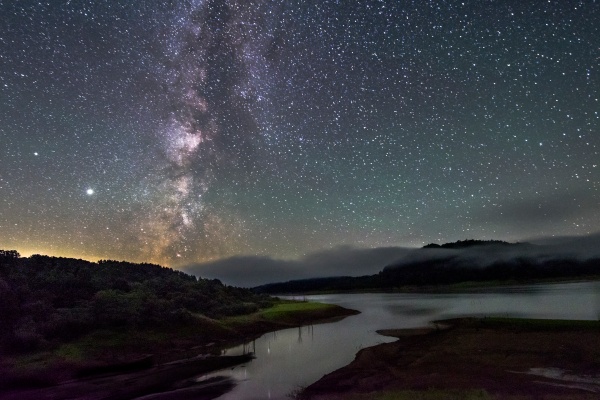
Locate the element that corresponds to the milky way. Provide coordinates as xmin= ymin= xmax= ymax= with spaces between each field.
xmin=0 ymin=0 xmax=598 ymax=267
xmin=138 ymin=1 xmax=281 ymax=262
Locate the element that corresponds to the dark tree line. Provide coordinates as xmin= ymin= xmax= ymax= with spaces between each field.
xmin=0 ymin=251 xmax=272 ymax=354
xmin=422 ymin=239 xmax=518 ymax=249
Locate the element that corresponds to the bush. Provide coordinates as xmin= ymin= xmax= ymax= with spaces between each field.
xmin=11 ymin=317 xmax=46 ymax=353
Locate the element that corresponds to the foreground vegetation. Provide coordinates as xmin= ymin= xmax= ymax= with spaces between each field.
xmin=0 ymin=250 xmax=273 ymax=355
xmin=344 ymin=389 xmax=494 ymax=400
xmin=0 ymin=250 xmax=357 ymax=393
xmin=1 ymin=301 xmax=355 ymax=398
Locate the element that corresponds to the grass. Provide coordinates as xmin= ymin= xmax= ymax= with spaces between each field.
xmin=259 ymin=301 xmax=334 ymax=320
xmin=55 ymin=343 xmax=86 ymax=362
xmin=10 ymin=351 xmax=60 ymax=370
xmin=460 ymin=317 xmax=600 ymax=330
xmin=341 ymin=387 xmax=600 ymax=400
xmin=294 ymin=387 xmax=491 ymax=400
xmin=50 ymin=327 xmax=178 ymax=363
xmin=223 ymin=300 xmax=340 ymax=327
xmin=10 ymin=320 xmax=210 ymax=373
xmin=346 ymin=389 xmax=494 ymax=400
xmin=289 ymin=388 xmax=495 ymax=400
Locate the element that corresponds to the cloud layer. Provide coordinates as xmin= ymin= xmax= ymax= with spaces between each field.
xmin=184 ymin=232 xmax=600 ymax=287
xmin=184 ymin=245 xmax=411 ymax=287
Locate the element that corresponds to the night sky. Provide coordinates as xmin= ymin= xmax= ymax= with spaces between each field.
xmin=1 ymin=1 xmax=598 ymax=270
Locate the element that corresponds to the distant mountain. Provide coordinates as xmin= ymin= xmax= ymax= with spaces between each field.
xmin=254 ymin=239 xmax=599 ymax=294
xmin=422 ymin=239 xmax=521 ymax=249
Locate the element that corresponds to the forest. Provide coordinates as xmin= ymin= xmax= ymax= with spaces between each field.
xmin=0 ymin=250 xmax=272 ymax=354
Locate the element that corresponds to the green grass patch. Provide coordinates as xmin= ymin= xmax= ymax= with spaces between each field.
xmin=460 ymin=317 xmax=600 ymax=331
xmin=220 ymin=314 xmax=255 ymax=326
xmin=347 ymin=389 xmax=493 ymax=400
xmin=11 ymin=351 xmax=59 ymax=370
xmin=259 ymin=301 xmax=334 ymax=321
xmin=54 ymin=343 xmax=86 ymax=362
xmin=47 ymin=326 xmax=193 ymax=366
xmin=50 ymin=329 xmax=143 ymax=364
xmin=222 ymin=300 xmax=337 ymax=327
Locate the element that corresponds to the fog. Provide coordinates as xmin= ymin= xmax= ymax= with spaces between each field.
xmin=184 ymin=232 xmax=600 ymax=287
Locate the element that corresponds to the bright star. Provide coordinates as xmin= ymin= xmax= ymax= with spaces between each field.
xmin=86 ymin=189 xmax=94 ymax=195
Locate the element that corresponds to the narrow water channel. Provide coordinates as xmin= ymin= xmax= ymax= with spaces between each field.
xmin=204 ymin=282 xmax=599 ymax=400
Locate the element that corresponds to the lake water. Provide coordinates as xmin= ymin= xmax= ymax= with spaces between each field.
xmin=205 ymin=282 xmax=600 ymax=400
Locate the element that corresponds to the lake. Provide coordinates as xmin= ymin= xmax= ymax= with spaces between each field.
xmin=203 ymin=282 xmax=600 ymax=400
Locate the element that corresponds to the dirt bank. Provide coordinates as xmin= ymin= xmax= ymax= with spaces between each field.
xmin=302 ymin=318 xmax=600 ymax=400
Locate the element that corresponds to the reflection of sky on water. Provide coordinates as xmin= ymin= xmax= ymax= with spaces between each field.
xmin=595 ymin=281 xmax=600 ymax=320
xmin=207 ymin=282 xmax=599 ymax=400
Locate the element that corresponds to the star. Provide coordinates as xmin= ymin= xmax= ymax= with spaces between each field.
xmin=0 ymin=0 xmax=597 ymax=266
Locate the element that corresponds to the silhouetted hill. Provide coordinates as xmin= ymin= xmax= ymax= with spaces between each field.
xmin=255 ymin=240 xmax=600 ymax=294
xmin=422 ymin=239 xmax=520 ymax=249
xmin=0 ymin=251 xmax=272 ymax=354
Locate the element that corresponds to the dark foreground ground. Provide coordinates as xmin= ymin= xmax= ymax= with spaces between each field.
xmin=0 ymin=302 xmax=358 ymax=400
xmin=302 ymin=318 xmax=600 ymax=400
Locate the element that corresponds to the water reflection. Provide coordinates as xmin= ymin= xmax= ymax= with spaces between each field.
xmin=207 ymin=282 xmax=599 ymax=400
xmin=595 ymin=281 xmax=600 ymax=320
xmin=383 ymin=304 xmax=439 ymax=316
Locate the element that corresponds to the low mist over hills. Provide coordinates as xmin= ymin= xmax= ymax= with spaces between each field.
xmin=253 ymin=237 xmax=600 ymax=294
xmin=186 ymin=234 xmax=600 ymax=288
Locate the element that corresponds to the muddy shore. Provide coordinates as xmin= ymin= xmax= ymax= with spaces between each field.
xmin=302 ymin=318 xmax=600 ymax=399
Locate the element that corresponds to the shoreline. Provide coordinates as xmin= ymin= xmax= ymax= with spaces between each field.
xmin=263 ymin=277 xmax=600 ymax=296
xmin=0 ymin=301 xmax=358 ymax=400
xmin=301 ymin=317 xmax=600 ymax=399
